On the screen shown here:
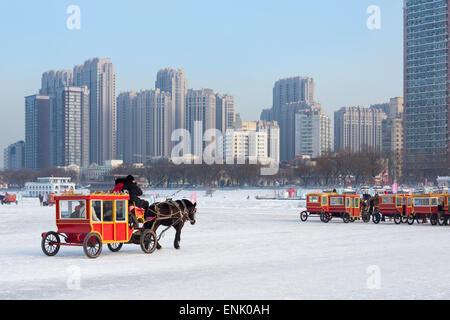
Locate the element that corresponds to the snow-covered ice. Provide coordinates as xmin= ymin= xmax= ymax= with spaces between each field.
xmin=1 ymin=188 xmax=450 ymax=300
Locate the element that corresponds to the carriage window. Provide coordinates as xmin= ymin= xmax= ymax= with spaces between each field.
xmin=382 ymin=197 xmax=394 ymax=204
xmin=396 ymin=198 xmax=402 ymax=206
xmin=354 ymin=198 xmax=359 ymax=208
xmin=322 ymin=197 xmax=327 ymax=205
xmin=431 ymin=198 xmax=438 ymax=206
xmin=330 ymin=197 xmax=344 ymax=206
xmin=116 ymin=200 xmax=126 ymax=221
xmin=91 ymin=200 xmax=102 ymax=222
xmin=59 ymin=200 xmax=86 ymax=219
xmin=309 ymin=196 xmax=319 ymax=203
xmin=345 ymin=198 xmax=350 ymax=207
xmin=414 ymin=198 xmax=429 ymax=206
xmin=103 ymin=201 xmax=113 ymax=222
xmin=408 ymin=198 xmax=412 ymax=206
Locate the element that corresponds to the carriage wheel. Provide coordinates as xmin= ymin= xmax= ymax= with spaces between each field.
xmin=41 ymin=231 xmax=60 ymax=256
xmin=300 ymin=211 xmax=308 ymax=222
xmin=430 ymin=214 xmax=438 ymax=226
xmin=83 ymin=233 xmax=103 ymax=258
xmin=394 ymin=213 xmax=402 ymax=225
xmin=140 ymin=229 xmax=158 ymax=254
xmin=349 ymin=217 xmax=356 ymax=223
xmin=372 ymin=212 xmax=381 ymax=224
xmin=362 ymin=213 xmax=370 ymax=223
xmin=401 ymin=216 xmax=408 ymax=224
xmin=320 ymin=212 xmax=328 ymax=223
xmin=107 ymin=243 xmax=123 ymax=252
xmin=407 ymin=214 xmax=415 ymax=225
xmin=342 ymin=213 xmax=350 ymax=223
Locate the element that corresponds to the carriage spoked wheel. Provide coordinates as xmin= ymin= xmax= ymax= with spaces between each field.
xmin=401 ymin=216 xmax=408 ymax=224
xmin=300 ymin=211 xmax=308 ymax=222
xmin=41 ymin=231 xmax=61 ymax=256
xmin=342 ymin=213 xmax=350 ymax=223
xmin=107 ymin=243 xmax=123 ymax=252
xmin=362 ymin=213 xmax=370 ymax=223
xmin=349 ymin=217 xmax=356 ymax=223
xmin=407 ymin=214 xmax=415 ymax=225
xmin=83 ymin=233 xmax=103 ymax=258
xmin=430 ymin=214 xmax=438 ymax=226
xmin=439 ymin=215 xmax=448 ymax=226
xmin=394 ymin=213 xmax=402 ymax=225
xmin=372 ymin=212 xmax=381 ymax=224
xmin=140 ymin=229 xmax=158 ymax=254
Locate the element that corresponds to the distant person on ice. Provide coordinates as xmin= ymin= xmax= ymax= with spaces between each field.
xmin=122 ymin=175 xmax=150 ymax=216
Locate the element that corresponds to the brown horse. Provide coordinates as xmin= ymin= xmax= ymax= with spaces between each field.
xmin=144 ymin=199 xmax=197 ymax=250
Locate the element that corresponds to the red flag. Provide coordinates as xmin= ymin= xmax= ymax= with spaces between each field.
xmin=190 ymin=192 xmax=197 ymax=204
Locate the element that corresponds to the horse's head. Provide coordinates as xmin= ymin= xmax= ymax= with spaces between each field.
xmin=182 ymin=199 xmax=197 ymax=225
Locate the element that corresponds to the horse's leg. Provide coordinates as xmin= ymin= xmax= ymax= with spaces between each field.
xmin=173 ymin=221 xmax=185 ymax=249
xmin=151 ymin=220 xmax=162 ymax=250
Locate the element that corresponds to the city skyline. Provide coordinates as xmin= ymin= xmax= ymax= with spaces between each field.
xmin=0 ymin=1 xmax=404 ymax=164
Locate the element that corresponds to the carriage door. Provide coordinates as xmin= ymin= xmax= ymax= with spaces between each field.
xmin=102 ymin=200 xmax=114 ymax=242
xmin=91 ymin=200 xmax=103 ymax=237
xmin=345 ymin=197 xmax=351 ymax=216
xmin=114 ymin=200 xmax=128 ymax=242
xmin=354 ymin=197 xmax=360 ymax=217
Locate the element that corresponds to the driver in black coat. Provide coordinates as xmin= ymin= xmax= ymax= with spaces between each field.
xmin=122 ymin=175 xmax=150 ymax=217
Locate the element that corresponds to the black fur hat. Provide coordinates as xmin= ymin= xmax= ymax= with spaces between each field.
xmin=126 ymin=175 xmax=135 ymax=182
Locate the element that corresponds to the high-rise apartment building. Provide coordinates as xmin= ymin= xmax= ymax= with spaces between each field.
xmin=295 ymin=105 xmax=332 ymax=158
xmin=215 ymin=94 xmax=236 ymax=133
xmin=116 ymin=91 xmax=136 ymax=163
xmin=185 ymin=89 xmax=216 ymax=156
xmin=73 ymin=57 xmax=116 ymax=165
xmin=334 ymin=106 xmax=387 ymax=152
xmin=272 ymin=76 xmax=316 ymax=122
xmin=155 ymin=68 xmax=187 ymax=131
xmin=50 ymin=86 xmax=90 ymax=167
xmin=116 ymin=89 xmax=173 ymax=164
xmin=40 ymin=70 xmax=73 ymax=96
xmin=4 ymin=141 xmax=25 ymax=171
xmin=404 ymin=0 xmax=450 ymax=172
xmin=24 ymin=95 xmax=50 ymax=170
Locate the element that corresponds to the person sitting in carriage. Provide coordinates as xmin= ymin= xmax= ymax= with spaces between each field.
xmin=113 ymin=177 xmax=126 ymax=193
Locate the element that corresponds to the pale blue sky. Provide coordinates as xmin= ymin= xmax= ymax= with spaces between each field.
xmin=0 ymin=0 xmax=403 ymax=157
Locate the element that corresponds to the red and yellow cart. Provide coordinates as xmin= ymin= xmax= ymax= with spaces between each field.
xmin=300 ymin=192 xmax=338 ymax=222
xmin=371 ymin=194 xmax=413 ymax=224
xmin=323 ymin=194 xmax=363 ymax=223
xmin=41 ymin=192 xmax=158 ymax=258
xmin=408 ymin=194 xmax=446 ymax=225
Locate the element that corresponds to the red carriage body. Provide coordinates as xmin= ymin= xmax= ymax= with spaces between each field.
xmin=327 ymin=194 xmax=361 ymax=222
xmin=300 ymin=192 xmax=335 ymax=222
xmin=407 ymin=194 xmax=446 ymax=225
xmin=372 ymin=194 xmax=413 ymax=224
xmin=301 ymin=193 xmax=365 ymax=223
xmin=41 ymin=192 xmax=158 ymax=258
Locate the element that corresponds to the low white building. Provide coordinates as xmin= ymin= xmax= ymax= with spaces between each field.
xmin=25 ymin=177 xmax=76 ymax=197
xmin=81 ymin=160 xmax=124 ymax=180
xmin=437 ymin=176 xmax=450 ymax=187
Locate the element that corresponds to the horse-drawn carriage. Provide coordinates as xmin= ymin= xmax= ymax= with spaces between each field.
xmin=371 ymin=194 xmax=413 ymax=224
xmin=301 ymin=193 xmax=369 ymax=223
xmin=407 ymin=194 xmax=447 ymax=225
xmin=41 ymin=191 xmax=197 ymax=258
xmin=1 ymin=193 xmax=17 ymax=205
